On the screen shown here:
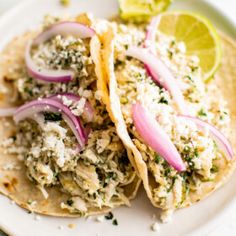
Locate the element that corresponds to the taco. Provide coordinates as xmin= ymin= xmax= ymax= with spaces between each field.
xmin=101 ymin=19 xmax=236 ymax=219
xmin=0 ymin=14 xmax=140 ymax=217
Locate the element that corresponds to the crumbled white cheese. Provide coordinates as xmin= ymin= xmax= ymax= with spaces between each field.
xmin=58 ymin=225 xmax=64 ymax=230
xmin=160 ymin=209 xmax=174 ymax=223
xmin=96 ymin=215 xmax=105 ymax=222
xmin=34 ymin=215 xmax=41 ymax=221
xmin=95 ymin=90 xmax=103 ymax=101
xmin=177 ymin=41 xmax=186 ymax=53
xmin=61 ymin=95 xmax=73 ymax=107
xmin=10 ymin=200 xmax=15 ymax=205
xmin=71 ymin=97 xmax=86 ymax=116
xmin=151 ymin=222 xmax=160 ymax=232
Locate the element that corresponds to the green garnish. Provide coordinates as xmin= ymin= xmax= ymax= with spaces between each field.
xmin=211 ymin=165 xmax=219 ymax=173
xmin=112 ymin=219 xmax=118 ymax=226
xmin=120 ymin=96 xmax=129 ymax=104
xmin=198 ymin=108 xmax=207 ymax=117
xmin=27 ymin=199 xmax=33 ymax=205
xmin=105 ymin=212 xmax=114 ymax=220
xmin=24 ymin=87 xmax=33 ymax=96
xmin=158 ymin=96 xmax=168 ymax=104
xmin=154 ymin=154 xmax=162 ymax=164
xmin=115 ymin=60 xmax=124 ymax=68
xmin=44 ymin=112 xmax=62 ymax=121
xmin=185 ymin=75 xmax=194 ymax=83
xmin=66 ymin=199 xmax=74 ymax=206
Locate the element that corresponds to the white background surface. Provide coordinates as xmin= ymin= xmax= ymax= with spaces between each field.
xmin=0 ymin=0 xmax=235 ymax=21
xmin=0 ymin=0 xmax=236 ymax=236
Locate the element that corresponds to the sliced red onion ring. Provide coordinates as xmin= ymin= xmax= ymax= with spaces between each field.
xmin=34 ymin=22 xmax=96 ymax=45
xmin=132 ymin=103 xmax=186 ymax=171
xmin=14 ymin=98 xmax=87 ymax=149
xmin=126 ymin=46 xmax=187 ymax=115
xmin=144 ymin=16 xmax=161 ymax=77
xmin=179 ymin=115 xmax=234 ymax=160
xmin=145 ymin=16 xmax=161 ymax=49
xmin=25 ymin=22 xmax=95 ymax=83
xmin=49 ymin=93 xmax=94 ymax=122
xmin=0 ymin=107 xmax=18 ymax=117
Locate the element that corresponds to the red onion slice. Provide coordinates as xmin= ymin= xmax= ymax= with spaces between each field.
xmin=34 ymin=22 xmax=96 ymax=45
xmin=126 ymin=46 xmax=187 ymax=114
xmin=145 ymin=16 xmax=161 ymax=50
xmin=132 ymin=103 xmax=186 ymax=171
xmin=49 ymin=93 xmax=94 ymax=122
xmin=0 ymin=107 xmax=18 ymax=117
xmin=25 ymin=22 xmax=95 ymax=83
xmin=14 ymin=98 xmax=87 ymax=149
xmin=179 ymin=115 xmax=234 ymax=160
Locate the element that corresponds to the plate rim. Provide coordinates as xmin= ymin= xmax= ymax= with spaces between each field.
xmin=0 ymin=0 xmax=235 ymax=236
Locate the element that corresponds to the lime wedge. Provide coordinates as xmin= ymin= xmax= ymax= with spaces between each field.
xmin=119 ymin=0 xmax=172 ymax=22
xmin=156 ymin=11 xmax=222 ymax=81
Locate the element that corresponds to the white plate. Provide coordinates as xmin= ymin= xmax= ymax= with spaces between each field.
xmin=0 ymin=0 xmax=236 ymax=235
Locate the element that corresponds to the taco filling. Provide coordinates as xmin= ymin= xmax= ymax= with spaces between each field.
xmin=0 ymin=15 xmax=140 ymax=216
xmin=103 ymin=20 xmax=234 ymax=215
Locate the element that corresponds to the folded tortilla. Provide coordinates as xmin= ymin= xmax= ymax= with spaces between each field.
xmin=0 ymin=14 xmax=141 ymax=217
xmin=101 ymin=24 xmax=236 ymax=210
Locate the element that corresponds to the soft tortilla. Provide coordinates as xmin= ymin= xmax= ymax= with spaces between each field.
xmin=102 ymin=24 xmax=236 ymax=209
xmin=0 ymin=15 xmax=141 ymax=217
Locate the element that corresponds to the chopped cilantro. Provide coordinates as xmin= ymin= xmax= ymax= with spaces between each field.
xmin=170 ymin=40 xmax=176 ymax=47
xmin=164 ymin=167 xmax=172 ymax=176
xmin=66 ymin=199 xmax=73 ymax=206
xmin=185 ymin=75 xmax=194 ymax=83
xmin=167 ymin=49 xmax=173 ymax=59
xmin=106 ymin=172 xmax=117 ymax=181
xmin=115 ymin=60 xmax=124 ymax=68
xmin=112 ymin=219 xmax=118 ymax=226
xmin=154 ymin=154 xmax=162 ymax=164
xmin=193 ymin=148 xmax=199 ymax=158
xmin=27 ymin=199 xmax=32 ymax=205
xmin=167 ymin=177 xmax=176 ymax=192
xmin=24 ymin=87 xmax=33 ymax=96
xmin=198 ymin=108 xmax=207 ymax=117
xmin=77 ymin=61 xmax=84 ymax=71
xmin=44 ymin=112 xmax=62 ymax=121
xmin=158 ymin=96 xmax=168 ymax=104
xmin=191 ymin=66 xmax=199 ymax=72
xmin=105 ymin=212 xmax=113 ymax=220
xmin=162 ymin=161 xmax=172 ymax=177
xmin=211 ymin=165 xmax=219 ymax=173
xmin=213 ymin=140 xmax=218 ymax=149
xmin=120 ymin=96 xmax=128 ymax=104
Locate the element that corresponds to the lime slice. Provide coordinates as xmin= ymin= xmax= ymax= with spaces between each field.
xmin=119 ymin=0 xmax=172 ymax=22
xmin=156 ymin=11 xmax=222 ymax=81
